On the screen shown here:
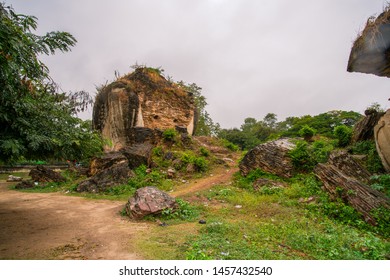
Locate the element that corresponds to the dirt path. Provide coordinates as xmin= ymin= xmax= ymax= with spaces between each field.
xmin=0 ymin=182 xmax=149 ymax=260
xmin=0 ymin=163 xmax=238 ymax=259
xmin=172 ymin=166 xmax=238 ymax=198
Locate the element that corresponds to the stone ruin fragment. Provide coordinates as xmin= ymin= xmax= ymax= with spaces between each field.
xmin=92 ymin=67 xmax=197 ymax=151
xmin=348 ymin=6 xmax=390 ymax=172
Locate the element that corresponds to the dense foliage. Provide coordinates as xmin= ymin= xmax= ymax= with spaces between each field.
xmin=0 ymin=4 xmax=103 ymax=163
xmin=219 ymin=110 xmax=362 ymax=150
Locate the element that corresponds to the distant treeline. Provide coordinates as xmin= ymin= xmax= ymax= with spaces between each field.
xmin=218 ymin=110 xmax=363 ymax=150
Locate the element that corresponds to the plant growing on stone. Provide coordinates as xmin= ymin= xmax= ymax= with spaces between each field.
xmin=288 ymin=141 xmax=317 ymax=172
xmin=163 ymin=128 xmax=177 ymax=142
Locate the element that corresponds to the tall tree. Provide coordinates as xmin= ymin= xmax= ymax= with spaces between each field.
xmin=177 ymin=81 xmax=220 ymax=137
xmin=0 ymin=4 xmax=103 ymax=163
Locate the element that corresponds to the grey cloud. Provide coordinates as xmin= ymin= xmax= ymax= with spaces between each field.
xmin=9 ymin=0 xmax=390 ymax=128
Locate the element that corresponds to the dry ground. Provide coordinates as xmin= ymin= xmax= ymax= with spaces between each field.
xmin=0 ymin=181 xmax=150 ymax=260
xmin=0 ymin=166 xmax=236 ymax=259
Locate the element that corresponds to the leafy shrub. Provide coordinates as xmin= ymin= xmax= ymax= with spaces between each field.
xmin=350 ymin=141 xmax=384 ymax=173
xmin=333 ymin=125 xmax=352 ymax=147
xmin=371 ymin=207 xmax=390 ymax=238
xmin=152 ymin=146 xmax=164 ymax=157
xmin=194 ymin=157 xmax=209 ymax=172
xmin=199 ymin=147 xmax=210 ymax=157
xmin=311 ymin=140 xmax=334 ymax=163
xmin=370 ymin=174 xmax=390 ymax=198
xmin=219 ymin=139 xmax=239 ymax=151
xmin=161 ymin=198 xmax=200 ymax=221
xmin=288 ymin=141 xmax=317 ymax=172
xmin=179 ymin=151 xmax=209 ymax=172
xmin=299 ymin=125 xmax=316 ymax=141
xmin=162 ymin=128 xmax=177 ymax=142
xmin=234 ymin=169 xmax=281 ymax=191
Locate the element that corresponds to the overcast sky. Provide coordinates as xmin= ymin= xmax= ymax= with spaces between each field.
xmin=8 ymin=0 xmax=390 ymax=128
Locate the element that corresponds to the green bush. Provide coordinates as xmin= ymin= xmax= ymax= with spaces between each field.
xmin=161 ymin=198 xmax=200 ymax=221
xmin=219 ymin=139 xmax=239 ymax=151
xmin=193 ymin=157 xmax=209 ymax=172
xmin=350 ymin=141 xmax=384 ymax=173
xmin=370 ymin=174 xmax=390 ymax=198
xmin=333 ymin=125 xmax=352 ymax=147
xmin=311 ymin=140 xmax=334 ymax=163
xmin=163 ymin=128 xmax=177 ymax=142
xmin=371 ymin=207 xmax=390 ymax=238
xmin=299 ymin=125 xmax=316 ymax=141
xmin=179 ymin=151 xmax=209 ymax=172
xmin=152 ymin=146 xmax=164 ymax=157
xmin=199 ymin=147 xmax=210 ymax=157
xmin=288 ymin=141 xmax=317 ymax=172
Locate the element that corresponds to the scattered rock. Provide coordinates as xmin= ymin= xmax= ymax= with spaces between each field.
xmin=125 ymin=186 xmax=178 ymax=219
xmin=7 ymin=175 xmax=22 ymax=182
xmin=167 ymin=168 xmax=176 ymax=179
xmin=164 ymin=151 xmax=174 ymax=161
xmin=198 ymin=220 xmax=207 ymax=224
xmin=29 ymin=166 xmax=66 ymax=183
xmin=253 ymin=178 xmax=288 ymax=191
xmin=239 ymin=138 xmax=296 ymax=178
xmin=298 ymin=196 xmax=316 ymax=204
xmin=234 ymin=205 xmax=242 ymax=209
xmin=186 ymin=163 xmax=196 ymax=173
xmin=14 ymin=180 xmax=34 ymax=189
xmin=374 ymin=109 xmax=390 ymax=172
xmin=172 ymin=159 xmax=184 ymax=170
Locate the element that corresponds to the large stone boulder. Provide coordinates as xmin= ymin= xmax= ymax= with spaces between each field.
xmin=76 ymin=143 xmax=153 ymax=193
xmin=14 ymin=180 xmax=34 ymax=189
xmin=352 ymin=109 xmax=384 ymax=143
xmin=77 ymin=162 xmax=134 ymax=193
xmin=120 ymin=143 xmax=153 ymax=170
xmin=92 ymin=67 xmax=196 ymax=151
xmin=327 ymin=150 xmax=371 ymax=183
xmin=347 ymin=8 xmax=390 ymax=78
xmin=88 ymin=152 xmax=128 ymax=176
xmin=239 ymin=138 xmax=296 ymax=178
xmin=29 ymin=166 xmax=66 ymax=183
xmin=374 ymin=109 xmax=390 ymax=171
xmin=125 ymin=186 xmax=178 ymax=219
xmin=314 ymin=163 xmax=390 ymax=225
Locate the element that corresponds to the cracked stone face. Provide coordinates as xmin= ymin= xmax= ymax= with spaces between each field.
xmin=92 ymin=68 xmax=196 ymax=151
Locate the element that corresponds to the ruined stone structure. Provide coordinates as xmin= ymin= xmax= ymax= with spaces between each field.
xmin=93 ymin=67 xmax=196 ymax=151
xmin=347 ymin=8 xmax=390 ymax=77
xmin=348 ymin=7 xmax=390 ymax=171
xmin=374 ymin=109 xmax=390 ymax=171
